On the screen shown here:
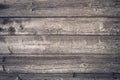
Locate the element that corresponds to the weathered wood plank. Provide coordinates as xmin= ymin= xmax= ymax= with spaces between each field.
xmin=0 ymin=55 xmax=120 ymax=73
xmin=0 ymin=18 xmax=120 ymax=35
xmin=0 ymin=36 xmax=119 ymax=55
xmin=0 ymin=0 xmax=119 ymax=17
xmin=3 ymin=64 xmax=120 ymax=73
xmin=0 ymin=74 xmax=17 ymax=80
xmin=19 ymin=73 xmax=120 ymax=80
xmin=0 ymin=55 xmax=119 ymax=64
xmin=0 ymin=73 xmax=120 ymax=80
xmin=18 ymin=77 xmax=120 ymax=80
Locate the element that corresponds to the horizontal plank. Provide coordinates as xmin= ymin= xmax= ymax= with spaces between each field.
xmin=0 ymin=35 xmax=119 ymax=55
xmin=4 ymin=64 xmax=120 ymax=73
xmin=19 ymin=73 xmax=120 ymax=80
xmin=0 ymin=73 xmax=17 ymax=80
xmin=0 ymin=0 xmax=119 ymax=17
xmin=0 ymin=55 xmax=119 ymax=64
xmin=0 ymin=55 xmax=120 ymax=73
xmin=0 ymin=18 xmax=120 ymax=35
xmin=0 ymin=73 xmax=120 ymax=80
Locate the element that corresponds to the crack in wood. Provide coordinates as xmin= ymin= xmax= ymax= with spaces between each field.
xmin=2 ymin=56 xmax=6 ymax=72
xmin=8 ymin=46 xmax=13 ymax=55
xmin=1 ymin=55 xmax=8 ymax=73
xmin=72 ymin=73 xmax=76 ymax=78
xmin=31 ymin=2 xmax=35 ymax=11
xmin=2 ymin=57 xmax=6 ymax=62
xmin=2 ymin=65 xmax=6 ymax=72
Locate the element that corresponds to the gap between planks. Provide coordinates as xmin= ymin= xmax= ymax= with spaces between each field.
xmin=0 ymin=16 xmax=120 ymax=18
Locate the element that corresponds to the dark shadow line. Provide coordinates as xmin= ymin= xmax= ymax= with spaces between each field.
xmin=0 ymin=52 xmax=119 ymax=55
xmin=0 ymin=16 xmax=120 ymax=18
xmin=0 ymin=72 xmax=120 ymax=77
xmin=0 ymin=34 xmax=120 ymax=36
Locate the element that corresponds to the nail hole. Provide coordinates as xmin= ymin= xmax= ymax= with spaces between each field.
xmin=8 ymin=26 xmax=16 ymax=35
xmin=0 ymin=27 xmax=3 ymax=31
xmin=19 ymin=25 xmax=24 ymax=30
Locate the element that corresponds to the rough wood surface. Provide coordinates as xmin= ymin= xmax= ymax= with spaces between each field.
xmin=0 ymin=18 xmax=120 ymax=35
xmin=0 ymin=55 xmax=120 ymax=73
xmin=0 ymin=0 xmax=119 ymax=79
xmin=0 ymin=0 xmax=119 ymax=17
xmin=0 ymin=36 xmax=119 ymax=55
xmin=0 ymin=73 xmax=17 ymax=80
xmin=0 ymin=73 xmax=120 ymax=80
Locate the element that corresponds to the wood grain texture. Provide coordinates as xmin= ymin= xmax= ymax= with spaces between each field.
xmin=0 ymin=73 xmax=120 ymax=80
xmin=0 ymin=55 xmax=120 ymax=73
xmin=0 ymin=73 xmax=17 ymax=80
xmin=0 ymin=18 xmax=120 ymax=35
xmin=0 ymin=0 xmax=119 ymax=78
xmin=0 ymin=0 xmax=119 ymax=17
xmin=0 ymin=36 xmax=119 ymax=55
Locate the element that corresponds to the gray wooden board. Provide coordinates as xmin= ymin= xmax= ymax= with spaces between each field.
xmin=0 ymin=55 xmax=119 ymax=64
xmin=18 ymin=73 xmax=120 ymax=80
xmin=0 ymin=73 xmax=17 ymax=80
xmin=0 ymin=55 xmax=120 ymax=73
xmin=0 ymin=0 xmax=119 ymax=79
xmin=0 ymin=18 xmax=120 ymax=35
xmin=0 ymin=35 xmax=120 ymax=55
xmin=0 ymin=0 xmax=119 ymax=17
xmin=0 ymin=73 xmax=120 ymax=80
